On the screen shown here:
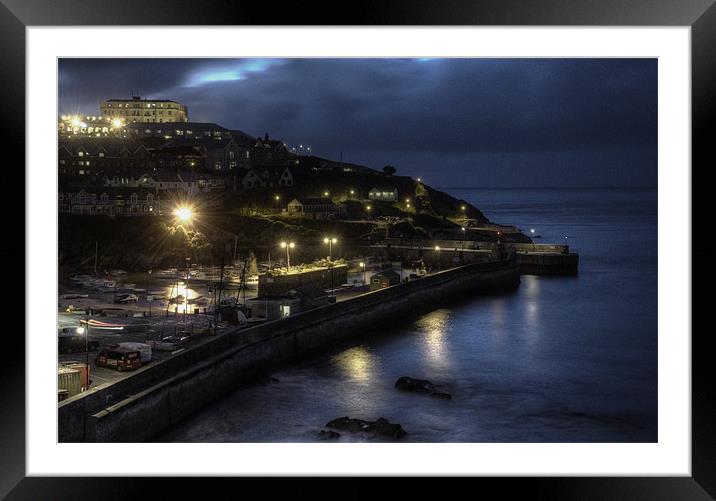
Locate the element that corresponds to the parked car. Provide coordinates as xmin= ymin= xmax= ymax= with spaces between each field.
xmin=114 ymin=293 xmax=138 ymax=304
xmin=57 ymin=327 xmax=99 ymax=354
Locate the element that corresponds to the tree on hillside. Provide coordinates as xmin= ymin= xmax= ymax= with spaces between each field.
xmin=383 ymin=165 xmax=397 ymax=176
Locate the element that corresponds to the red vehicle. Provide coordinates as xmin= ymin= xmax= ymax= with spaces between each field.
xmin=95 ymin=346 xmax=141 ymax=372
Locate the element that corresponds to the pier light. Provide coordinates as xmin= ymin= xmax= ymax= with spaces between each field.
xmin=173 ymin=206 xmax=193 ymax=223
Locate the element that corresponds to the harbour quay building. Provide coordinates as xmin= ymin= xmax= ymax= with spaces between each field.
xmin=100 ymin=96 xmax=189 ymax=124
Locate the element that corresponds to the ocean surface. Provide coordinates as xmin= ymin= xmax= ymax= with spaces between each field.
xmin=157 ymin=188 xmax=658 ymax=443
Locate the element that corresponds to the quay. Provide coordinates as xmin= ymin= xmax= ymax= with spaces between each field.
xmin=59 ymin=257 xmax=520 ymax=442
xmin=377 ymin=238 xmax=579 ymax=275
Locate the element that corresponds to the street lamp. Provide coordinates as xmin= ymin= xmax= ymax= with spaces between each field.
xmin=174 ymin=206 xmax=193 ymax=224
xmin=280 ymin=241 xmax=295 ymax=271
xmin=323 ymin=236 xmax=338 ymax=261
xmin=77 ymin=324 xmax=89 ymax=373
xmin=323 ymin=191 xmax=330 ymax=197
xmin=359 ymin=261 xmax=366 ymax=285
xmin=434 ymin=246 xmax=441 ymax=271
xmin=184 ymin=257 xmax=191 ymax=333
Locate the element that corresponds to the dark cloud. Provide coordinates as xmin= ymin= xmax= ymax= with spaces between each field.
xmin=59 ymin=58 xmax=656 ymax=187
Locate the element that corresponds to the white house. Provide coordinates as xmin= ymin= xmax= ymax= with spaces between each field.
xmin=368 ymin=187 xmax=398 ymax=202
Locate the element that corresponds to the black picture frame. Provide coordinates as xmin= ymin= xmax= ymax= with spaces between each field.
xmin=2 ymin=0 xmax=711 ymax=498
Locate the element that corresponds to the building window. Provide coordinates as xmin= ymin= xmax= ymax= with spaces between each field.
xmin=78 ymin=151 xmax=84 ymax=157
xmin=99 ymin=152 xmax=104 ymax=157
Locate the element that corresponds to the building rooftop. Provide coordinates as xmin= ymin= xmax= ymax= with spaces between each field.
xmin=290 ymin=197 xmax=334 ymax=206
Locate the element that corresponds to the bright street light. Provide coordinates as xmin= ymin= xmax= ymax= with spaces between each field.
xmin=323 ymin=236 xmax=338 ymax=261
xmin=280 ymin=241 xmax=295 ymax=270
xmin=174 ymin=206 xmax=193 ymax=223
xmin=111 ymin=118 xmax=123 ymax=128
xmin=76 ymin=326 xmax=85 ymax=335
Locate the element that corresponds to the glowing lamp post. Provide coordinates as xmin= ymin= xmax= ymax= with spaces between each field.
xmin=323 ymin=237 xmax=338 ymax=261
xmin=76 ymin=324 xmax=88 ymax=371
xmin=359 ymin=261 xmax=366 ymax=285
xmin=280 ymin=241 xmax=295 ymax=271
xmin=435 ymin=245 xmax=441 ymax=271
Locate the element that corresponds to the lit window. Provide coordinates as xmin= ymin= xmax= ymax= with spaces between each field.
xmin=99 ymin=152 xmax=104 ymax=157
xmin=78 ymin=151 xmax=84 ymax=157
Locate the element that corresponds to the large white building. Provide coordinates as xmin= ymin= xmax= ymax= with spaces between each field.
xmin=100 ymin=96 xmax=189 ymax=124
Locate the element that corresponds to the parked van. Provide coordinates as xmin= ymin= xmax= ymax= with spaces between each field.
xmin=95 ymin=346 xmax=141 ymax=372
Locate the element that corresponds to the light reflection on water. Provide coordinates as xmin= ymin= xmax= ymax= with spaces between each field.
xmin=415 ymin=309 xmax=452 ymax=371
xmin=330 ymin=346 xmax=377 ymax=384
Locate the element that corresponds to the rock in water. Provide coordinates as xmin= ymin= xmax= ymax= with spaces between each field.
xmin=395 ymin=376 xmax=437 ymax=394
xmin=395 ymin=376 xmax=452 ymax=399
xmin=326 ymin=417 xmax=407 ymax=439
xmin=318 ymin=429 xmax=341 ymax=440
xmin=431 ymin=392 xmax=452 ymax=400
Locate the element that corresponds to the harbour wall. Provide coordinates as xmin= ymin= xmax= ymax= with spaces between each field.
xmin=59 ymin=258 xmax=520 ymax=442
xmin=378 ymin=238 xmax=579 ymax=275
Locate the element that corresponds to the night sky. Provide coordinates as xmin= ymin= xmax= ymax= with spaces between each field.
xmin=59 ymin=58 xmax=657 ymax=188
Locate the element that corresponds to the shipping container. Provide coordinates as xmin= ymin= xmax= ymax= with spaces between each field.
xmin=63 ymin=362 xmax=90 ymax=390
xmin=58 ymin=367 xmax=81 ymax=397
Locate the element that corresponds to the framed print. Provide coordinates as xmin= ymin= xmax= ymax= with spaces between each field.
xmin=2 ymin=0 xmax=713 ymax=498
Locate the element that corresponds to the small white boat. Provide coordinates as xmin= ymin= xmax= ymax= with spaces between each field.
xmin=243 ymin=275 xmax=259 ymax=287
xmin=154 ymin=269 xmax=179 ymax=278
xmin=69 ymin=274 xmax=93 ymax=283
xmin=187 ymin=296 xmax=208 ymax=305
